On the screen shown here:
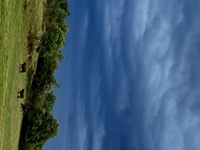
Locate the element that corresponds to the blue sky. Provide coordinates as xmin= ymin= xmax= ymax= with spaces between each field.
xmin=44 ymin=0 xmax=200 ymax=150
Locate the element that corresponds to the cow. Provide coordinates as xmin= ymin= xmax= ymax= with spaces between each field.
xmin=20 ymin=62 xmax=26 ymax=72
xmin=18 ymin=89 xmax=24 ymax=98
xmin=21 ymin=103 xmax=27 ymax=112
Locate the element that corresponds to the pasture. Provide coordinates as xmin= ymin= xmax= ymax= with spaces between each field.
xmin=0 ymin=0 xmax=44 ymax=149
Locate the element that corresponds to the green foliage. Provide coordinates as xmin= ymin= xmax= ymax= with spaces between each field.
xmin=59 ymin=21 xmax=70 ymax=33
xmin=25 ymin=108 xmax=59 ymax=144
xmin=59 ymin=1 xmax=70 ymax=13
xmin=48 ymin=0 xmax=70 ymax=20
xmin=43 ymin=92 xmax=57 ymax=111
xmin=36 ymin=56 xmax=59 ymax=77
xmin=35 ymin=78 xmax=59 ymax=96
xmin=37 ymin=25 xmax=66 ymax=57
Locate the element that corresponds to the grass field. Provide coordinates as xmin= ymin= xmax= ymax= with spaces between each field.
xmin=0 ymin=0 xmax=45 ymax=149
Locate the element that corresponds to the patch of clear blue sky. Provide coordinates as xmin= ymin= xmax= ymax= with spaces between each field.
xmin=44 ymin=0 xmax=200 ymax=150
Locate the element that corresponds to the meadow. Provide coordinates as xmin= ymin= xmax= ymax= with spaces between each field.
xmin=0 ymin=0 xmax=44 ymax=149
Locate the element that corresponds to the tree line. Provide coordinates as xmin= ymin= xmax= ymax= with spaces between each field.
xmin=19 ymin=0 xmax=70 ymax=149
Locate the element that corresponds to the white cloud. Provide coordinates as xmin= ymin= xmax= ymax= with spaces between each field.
xmin=92 ymin=125 xmax=105 ymax=150
xmin=131 ymin=0 xmax=200 ymax=150
xmin=132 ymin=0 xmax=149 ymax=40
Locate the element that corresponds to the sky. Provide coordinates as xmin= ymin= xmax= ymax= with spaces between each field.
xmin=44 ymin=0 xmax=200 ymax=150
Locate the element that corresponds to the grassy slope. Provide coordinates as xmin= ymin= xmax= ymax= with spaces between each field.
xmin=0 ymin=0 xmax=44 ymax=150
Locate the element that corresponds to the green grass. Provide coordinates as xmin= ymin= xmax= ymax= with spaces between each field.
xmin=0 ymin=0 xmax=25 ymax=149
xmin=0 ymin=0 xmax=45 ymax=149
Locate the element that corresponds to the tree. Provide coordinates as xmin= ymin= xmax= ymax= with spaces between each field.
xmin=26 ymin=109 xmax=59 ymax=144
xmin=37 ymin=25 xmax=66 ymax=57
xmin=43 ymin=92 xmax=57 ymax=111
xmin=35 ymin=77 xmax=59 ymax=97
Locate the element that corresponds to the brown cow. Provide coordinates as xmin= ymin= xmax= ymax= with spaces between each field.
xmin=20 ymin=62 xmax=26 ymax=72
xmin=18 ymin=89 xmax=24 ymax=98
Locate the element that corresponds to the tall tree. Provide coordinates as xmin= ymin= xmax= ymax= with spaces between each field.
xmin=26 ymin=109 xmax=59 ymax=144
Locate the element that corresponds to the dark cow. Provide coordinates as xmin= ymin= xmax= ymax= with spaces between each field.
xmin=20 ymin=62 xmax=26 ymax=72
xmin=21 ymin=103 xmax=27 ymax=112
xmin=18 ymin=89 xmax=24 ymax=98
